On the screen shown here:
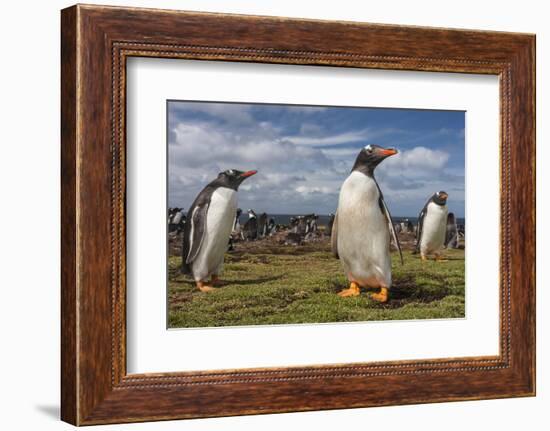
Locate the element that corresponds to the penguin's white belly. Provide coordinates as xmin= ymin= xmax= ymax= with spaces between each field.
xmin=336 ymin=171 xmax=391 ymax=288
xmin=191 ymin=188 xmax=237 ymax=281
xmin=172 ymin=211 xmax=183 ymax=225
xmin=420 ymin=202 xmax=448 ymax=255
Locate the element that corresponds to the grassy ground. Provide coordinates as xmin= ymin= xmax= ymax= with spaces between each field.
xmin=167 ymin=237 xmax=465 ymax=328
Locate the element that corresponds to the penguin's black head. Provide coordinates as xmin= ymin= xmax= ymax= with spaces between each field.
xmin=352 ymin=144 xmax=398 ymax=177
xmin=433 ymin=190 xmax=448 ymax=205
xmin=215 ymin=169 xmax=257 ymax=190
xmin=247 ymin=209 xmax=257 ymax=217
xmin=447 ymin=212 xmax=456 ymax=223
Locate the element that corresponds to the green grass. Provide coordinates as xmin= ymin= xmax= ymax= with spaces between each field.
xmin=167 ymin=239 xmax=465 ymax=328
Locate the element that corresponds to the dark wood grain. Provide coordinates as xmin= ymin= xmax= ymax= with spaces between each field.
xmin=60 ymin=5 xmax=77 ymax=425
xmin=61 ymin=4 xmax=536 ymax=425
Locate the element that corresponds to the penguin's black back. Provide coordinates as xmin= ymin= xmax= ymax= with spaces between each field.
xmin=244 ymin=217 xmax=258 ymax=240
xmin=181 ymin=184 xmax=218 ymax=274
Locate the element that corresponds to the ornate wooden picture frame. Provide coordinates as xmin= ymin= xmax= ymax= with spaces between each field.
xmin=61 ymin=4 xmax=535 ymax=425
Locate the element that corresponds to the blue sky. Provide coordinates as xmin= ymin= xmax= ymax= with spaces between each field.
xmin=168 ymin=101 xmax=465 ymax=217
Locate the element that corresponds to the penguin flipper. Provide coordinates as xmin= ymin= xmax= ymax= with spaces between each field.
xmin=185 ymin=203 xmax=209 ymax=264
xmin=378 ymin=195 xmax=403 ymax=265
xmin=415 ymin=205 xmax=428 ymax=253
xmin=330 ymin=211 xmax=339 ymax=259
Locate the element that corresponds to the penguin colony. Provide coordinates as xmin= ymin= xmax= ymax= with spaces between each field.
xmin=176 ymin=145 xmax=459 ymax=301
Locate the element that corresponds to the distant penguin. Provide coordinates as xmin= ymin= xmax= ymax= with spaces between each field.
xmin=445 ymin=212 xmax=460 ymax=249
xmin=415 ymin=191 xmax=449 ymax=261
xmin=173 ymin=209 xmax=186 ymax=233
xmin=296 ymin=216 xmax=308 ymax=235
xmin=172 ymin=209 xmax=184 ymax=226
xmin=327 ymin=213 xmax=335 ymax=237
xmin=258 ymin=212 xmax=268 ymax=238
xmin=394 ymin=222 xmax=402 ymax=234
xmin=232 ymin=208 xmax=243 ymax=239
xmin=243 ymin=209 xmax=258 ymax=241
xmin=181 ymin=169 xmax=257 ymax=291
xmin=233 ymin=208 xmax=242 ymax=231
xmin=289 ymin=217 xmax=298 ymax=233
xmin=228 ymin=208 xmax=243 ymax=252
xmin=168 ymin=207 xmax=186 ymax=233
xmin=331 ymin=144 xmax=402 ymax=302
xmin=406 ymin=219 xmax=414 ymax=233
xmin=267 ymin=217 xmax=276 ymax=236
xmin=306 ymin=214 xmax=318 ymax=233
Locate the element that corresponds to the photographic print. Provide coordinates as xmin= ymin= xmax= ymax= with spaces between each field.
xmin=167 ymin=101 xmax=465 ymax=328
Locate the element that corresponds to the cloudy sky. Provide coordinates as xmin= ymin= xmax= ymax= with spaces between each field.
xmin=168 ymin=101 xmax=465 ymax=217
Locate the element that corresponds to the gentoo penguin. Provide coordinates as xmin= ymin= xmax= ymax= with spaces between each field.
xmin=415 ymin=191 xmax=449 ymax=261
xmin=331 ymin=144 xmax=402 ymax=302
xmin=445 ymin=212 xmax=460 ymax=249
xmin=232 ymin=208 xmax=243 ymax=237
xmin=228 ymin=208 xmax=243 ymax=252
xmin=258 ymin=212 xmax=268 ymax=238
xmin=168 ymin=207 xmax=185 ymax=233
xmin=181 ymin=169 xmax=257 ymax=292
xmin=243 ymin=209 xmax=258 ymax=241
xmin=267 ymin=217 xmax=276 ymax=236
xmin=173 ymin=209 xmax=186 ymax=233
xmin=326 ymin=213 xmax=335 ymax=237
xmin=233 ymin=208 xmax=242 ymax=229
xmin=306 ymin=214 xmax=318 ymax=233
xmin=289 ymin=217 xmax=298 ymax=233
xmin=296 ymin=216 xmax=308 ymax=235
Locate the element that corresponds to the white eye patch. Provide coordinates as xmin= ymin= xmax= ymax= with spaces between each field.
xmin=364 ymin=144 xmax=373 ymax=151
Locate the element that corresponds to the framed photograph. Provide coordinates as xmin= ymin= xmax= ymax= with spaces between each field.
xmin=61 ymin=4 xmax=535 ymax=425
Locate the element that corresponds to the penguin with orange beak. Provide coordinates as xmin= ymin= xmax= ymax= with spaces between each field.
xmin=181 ymin=169 xmax=257 ymax=292
xmin=331 ymin=145 xmax=402 ymax=302
xmin=415 ymin=191 xmax=449 ymax=261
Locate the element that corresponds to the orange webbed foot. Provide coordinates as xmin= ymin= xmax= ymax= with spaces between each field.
xmin=338 ymin=282 xmax=361 ymax=297
xmin=370 ymin=287 xmax=389 ymax=303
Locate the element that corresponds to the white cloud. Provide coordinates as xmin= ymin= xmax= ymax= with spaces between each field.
xmin=374 ymin=146 xmax=463 ymax=215
xmin=283 ymin=129 xmax=369 ymax=147
xmin=295 ymin=185 xmax=332 ymax=195
xmin=382 ymin=146 xmax=450 ymax=178
xmin=284 ymin=106 xmax=328 ymax=114
xmin=168 ymin=119 xmax=336 ymax=213
xmin=170 ymin=102 xmax=254 ymax=125
xmin=321 ymin=147 xmax=361 ymax=158
xmin=168 ymin=111 xmax=462 ymax=216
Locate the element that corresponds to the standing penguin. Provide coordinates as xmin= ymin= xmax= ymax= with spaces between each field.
xmin=415 ymin=191 xmax=449 ymax=261
xmin=232 ymin=208 xmax=243 ymax=238
xmin=445 ymin=212 xmax=460 ymax=249
xmin=258 ymin=212 xmax=268 ymax=238
xmin=181 ymin=169 xmax=257 ymax=292
xmin=243 ymin=209 xmax=258 ymax=241
xmin=326 ymin=213 xmax=335 ymax=237
xmin=296 ymin=216 xmax=308 ymax=235
xmin=233 ymin=208 xmax=242 ymax=229
xmin=267 ymin=217 xmax=276 ymax=236
xmin=289 ymin=217 xmax=298 ymax=233
xmin=331 ymin=144 xmax=402 ymax=302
